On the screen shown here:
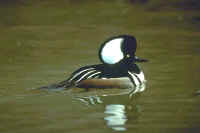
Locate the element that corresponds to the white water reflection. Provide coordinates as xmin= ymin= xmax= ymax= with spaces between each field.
xmin=104 ymin=104 xmax=127 ymax=131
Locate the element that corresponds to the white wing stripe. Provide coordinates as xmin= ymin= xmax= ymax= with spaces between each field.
xmin=87 ymin=71 xmax=101 ymax=79
xmin=68 ymin=68 xmax=94 ymax=82
xmin=75 ymin=70 xmax=97 ymax=83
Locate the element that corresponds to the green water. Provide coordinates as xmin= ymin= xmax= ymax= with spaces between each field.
xmin=0 ymin=0 xmax=200 ymax=132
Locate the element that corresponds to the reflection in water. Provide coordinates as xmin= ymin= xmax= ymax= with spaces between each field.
xmin=74 ymin=82 xmax=146 ymax=105
xmin=73 ymin=84 xmax=145 ymax=131
xmin=74 ymin=94 xmax=141 ymax=132
xmin=104 ymin=104 xmax=127 ymax=131
xmin=76 ymin=95 xmax=103 ymax=105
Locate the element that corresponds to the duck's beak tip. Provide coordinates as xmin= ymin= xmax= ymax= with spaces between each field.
xmin=135 ymin=56 xmax=148 ymax=63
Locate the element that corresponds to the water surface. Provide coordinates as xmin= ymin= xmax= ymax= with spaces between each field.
xmin=0 ymin=0 xmax=200 ymax=133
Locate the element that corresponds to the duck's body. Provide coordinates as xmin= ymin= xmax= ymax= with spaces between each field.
xmin=77 ymin=78 xmax=134 ymax=89
xmin=38 ymin=35 xmax=147 ymax=93
xmin=69 ymin=63 xmax=145 ymax=88
xmin=40 ymin=63 xmax=146 ymax=93
xmin=76 ymin=71 xmax=146 ymax=93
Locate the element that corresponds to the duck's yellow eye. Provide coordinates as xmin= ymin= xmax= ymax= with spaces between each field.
xmin=126 ymin=54 xmax=130 ymax=58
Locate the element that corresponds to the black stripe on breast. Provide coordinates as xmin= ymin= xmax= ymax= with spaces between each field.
xmin=133 ymin=73 xmax=142 ymax=85
xmin=127 ymin=73 xmax=136 ymax=87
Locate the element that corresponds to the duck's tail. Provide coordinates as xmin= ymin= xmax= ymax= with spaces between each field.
xmin=37 ymin=80 xmax=74 ymax=90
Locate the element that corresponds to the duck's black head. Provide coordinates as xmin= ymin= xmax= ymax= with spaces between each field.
xmin=99 ymin=35 xmax=148 ymax=65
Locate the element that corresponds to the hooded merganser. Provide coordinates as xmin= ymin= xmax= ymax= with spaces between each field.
xmin=39 ymin=35 xmax=148 ymax=93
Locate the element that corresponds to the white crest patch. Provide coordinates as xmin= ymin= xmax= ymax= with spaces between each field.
xmin=101 ymin=38 xmax=124 ymax=64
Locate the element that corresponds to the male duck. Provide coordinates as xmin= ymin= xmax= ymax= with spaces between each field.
xmin=39 ymin=35 xmax=148 ymax=93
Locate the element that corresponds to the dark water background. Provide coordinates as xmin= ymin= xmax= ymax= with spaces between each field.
xmin=0 ymin=0 xmax=200 ymax=132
